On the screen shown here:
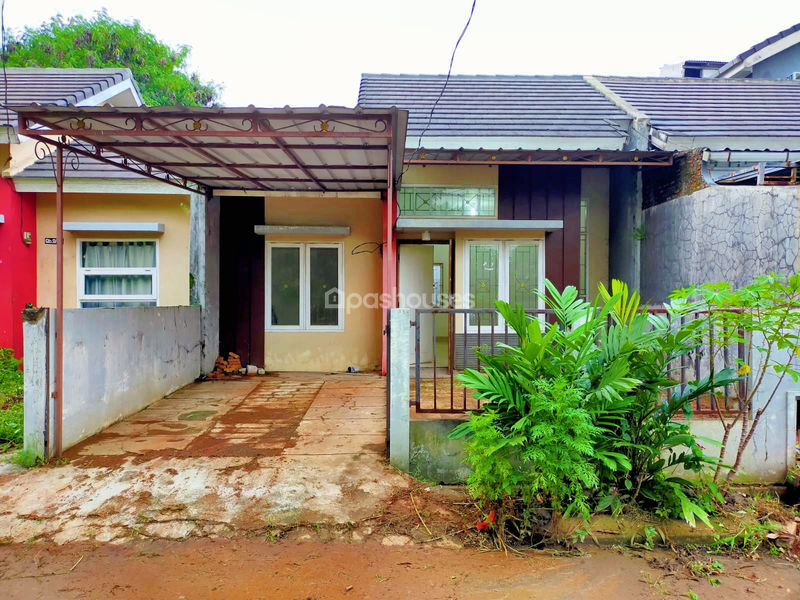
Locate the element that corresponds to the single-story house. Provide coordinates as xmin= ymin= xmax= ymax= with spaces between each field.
xmin=0 ymin=68 xmax=194 ymax=359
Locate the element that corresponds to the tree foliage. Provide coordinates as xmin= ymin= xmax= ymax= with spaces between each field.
xmin=5 ymin=11 xmax=219 ymax=106
xmin=671 ymin=272 xmax=800 ymax=483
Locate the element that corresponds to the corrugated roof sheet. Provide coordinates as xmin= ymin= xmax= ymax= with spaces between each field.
xmin=0 ymin=68 xmax=135 ymax=106
xmin=13 ymin=105 xmax=407 ymax=193
xmin=598 ymin=77 xmax=800 ymax=139
xmin=358 ymin=74 xmax=630 ymax=143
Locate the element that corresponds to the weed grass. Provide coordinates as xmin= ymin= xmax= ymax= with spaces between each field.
xmin=0 ymin=348 xmax=24 ymax=450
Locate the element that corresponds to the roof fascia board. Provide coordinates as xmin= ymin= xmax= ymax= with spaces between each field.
xmin=76 ymin=78 xmax=143 ymax=107
xmin=649 ymin=131 xmax=800 ymax=152
xmin=405 ymin=135 xmax=626 ymax=151
xmin=718 ymin=29 xmax=800 ymax=78
xmin=12 ymin=177 xmax=187 ymax=194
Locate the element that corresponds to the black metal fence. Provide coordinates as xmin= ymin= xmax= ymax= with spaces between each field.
xmin=411 ymin=307 xmax=748 ymax=415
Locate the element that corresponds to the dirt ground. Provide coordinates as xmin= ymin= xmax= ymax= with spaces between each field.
xmin=2 ymin=536 xmax=799 ymax=600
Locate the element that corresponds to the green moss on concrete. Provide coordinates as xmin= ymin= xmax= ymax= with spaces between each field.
xmin=409 ymin=418 xmax=470 ymax=484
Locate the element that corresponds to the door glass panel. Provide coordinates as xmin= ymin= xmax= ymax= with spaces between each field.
xmin=508 ymin=244 xmax=539 ymax=312
xmin=468 ymin=244 xmax=499 ymax=326
xmin=309 ymin=247 xmax=339 ymax=326
xmin=432 ymin=263 xmax=442 ymax=307
xmin=270 ymin=247 xmax=300 ymax=326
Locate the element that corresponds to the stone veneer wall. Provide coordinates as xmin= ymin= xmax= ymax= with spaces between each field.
xmin=641 ymin=184 xmax=800 ymax=303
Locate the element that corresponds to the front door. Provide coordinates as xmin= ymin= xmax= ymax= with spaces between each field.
xmin=398 ymin=244 xmax=435 ymax=364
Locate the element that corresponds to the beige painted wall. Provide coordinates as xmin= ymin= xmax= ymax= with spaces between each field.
xmin=581 ymin=168 xmax=610 ymax=301
xmin=263 ymin=195 xmax=384 ymax=372
xmin=402 ymin=164 xmax=498 ymax=187
xmin=35 ymin=192 xmax=191 ymax=308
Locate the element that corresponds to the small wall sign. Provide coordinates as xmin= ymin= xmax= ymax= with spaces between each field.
xmin=44 ymin=237 xmax=57 ymax=245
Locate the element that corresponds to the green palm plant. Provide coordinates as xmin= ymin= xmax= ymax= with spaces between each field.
xmin=451 ymin=279 xmax=740 ymax=532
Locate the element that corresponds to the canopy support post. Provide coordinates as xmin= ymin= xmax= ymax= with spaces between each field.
xmin=54 ymin=144 xmax=64 ymax=458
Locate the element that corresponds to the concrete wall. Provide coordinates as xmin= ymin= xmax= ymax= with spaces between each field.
xmin=409 ymin=418 xmax=470 ymax=483
xmin=691 ymin=340 xmax=798 ymax=483
xmin=263 ymin=194 xmax=384 ymax=372
xmin=190 ymin=193 xmax=220 ymax=373
xmin=608 ymin=166 xmax=642 ymax=290
xmin=641 ymin=185 xmax=800 ymax=303
xmin=24 ymin=306 xmax=202 ymax=455
xmin=402 ymin=164 xmax=498 ymax=188
xmin=35 ymin=192 xmax=192 ymax=308
xmin=582 ymin=168 xmax=610 ymax=300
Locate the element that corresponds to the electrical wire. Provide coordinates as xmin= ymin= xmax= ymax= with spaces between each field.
xmin=398 ymin=0 xmax=477 ymax=186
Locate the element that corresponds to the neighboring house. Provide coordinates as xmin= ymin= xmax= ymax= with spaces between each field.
xmin=661 ymin=22 xmax=800 ymax=79
xmin=591 ymin=76 xmax=800 ymax=301
xmin=0 ymin=68 xmax=192 ymax=358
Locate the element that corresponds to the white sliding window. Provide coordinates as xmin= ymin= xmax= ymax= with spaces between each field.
xmin=266 ymin=242 xmax=344 ymax=331
xmin=77 ymin=240 xmax=158 ymax=308
xmin=463 ymin=239 xmax=544 ymax=331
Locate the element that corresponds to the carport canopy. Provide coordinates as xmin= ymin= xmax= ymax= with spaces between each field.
xmin=13 ymin=103 xmax=407 ymax=458
xmin=14 ymin=104 xmax=408 ymax=193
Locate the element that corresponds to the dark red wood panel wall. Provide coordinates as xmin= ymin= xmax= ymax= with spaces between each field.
xmin=219 ymin=197 xmax=265 ymax=367
xmin=497 ymin=165 xmax=581 ymax=292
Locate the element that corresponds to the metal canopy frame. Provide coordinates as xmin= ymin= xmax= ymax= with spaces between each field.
xmin=18 ymin=104 xmax=406 ymax=457
xmin=406 ymin=148 xmax=674 ymax=167
xmin=16 ymin=105 xmax=407 ymax=194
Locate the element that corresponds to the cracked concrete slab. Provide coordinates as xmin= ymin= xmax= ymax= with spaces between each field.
xmin=0 ymin=373 xmax=409 ymax=544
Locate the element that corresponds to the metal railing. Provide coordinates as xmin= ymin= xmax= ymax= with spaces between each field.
xmin=411 ymin=307 xmax=748 ymax=415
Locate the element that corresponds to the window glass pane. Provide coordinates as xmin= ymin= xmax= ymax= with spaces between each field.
xmin=468 ymin=244 xmax=499 ymax=326
xmin=508 ymin=244 xmax=539 ymax=311
xmin=432 ymin=263 xmax=442 ymax=307
xmin=84 ymin=275 xmax=152 ymax=296
xmin=81 ymin=241 xmax=156 ymax=268
xmin=398 ymin=187 xmax=495 ymax=217
xmin=309 ymin=247 xmax=339 ymax=327
xmin=270 ymin=247 xmax=300 ymax=326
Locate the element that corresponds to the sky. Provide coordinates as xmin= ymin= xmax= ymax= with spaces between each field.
xmin=5 ymin=0 xmax=800 ymax=107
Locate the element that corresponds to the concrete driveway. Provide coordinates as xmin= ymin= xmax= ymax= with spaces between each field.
xmin=0 ymin=373 xmax=409 ymax=544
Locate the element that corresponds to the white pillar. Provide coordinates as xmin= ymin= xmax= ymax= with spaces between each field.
xmin=389 ymin=308 xmax=411 ymax=471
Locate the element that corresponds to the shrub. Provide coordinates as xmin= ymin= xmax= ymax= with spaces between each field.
xmin=451 ymin=281 xmax=736 ymax=536
xmin=0 ymin=349 xmax=24 ymax=450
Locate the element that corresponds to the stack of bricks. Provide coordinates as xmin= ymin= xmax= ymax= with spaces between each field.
xmin=206 ymin=352 xmax=243 ymax=379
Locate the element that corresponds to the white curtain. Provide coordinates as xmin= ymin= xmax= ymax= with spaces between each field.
xmin=81 ymin=241 xmax=155 ymax=298
xmin=82 ymin=241 xmax=156 ymax=268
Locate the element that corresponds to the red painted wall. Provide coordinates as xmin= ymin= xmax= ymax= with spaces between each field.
xmin=0 ymin=178 xmax=37 ymax=358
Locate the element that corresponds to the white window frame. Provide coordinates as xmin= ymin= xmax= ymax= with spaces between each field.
xmin=76 ymin=239 xmax=159 ymax=308
xmin=265 ymin=241 xmax=345 ymax=332
xmin=462 ymin=238 xmax=545 ymax=332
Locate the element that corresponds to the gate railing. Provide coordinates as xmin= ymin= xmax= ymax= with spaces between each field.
xmin=411 ymin=307 xmax=748 ymax=415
